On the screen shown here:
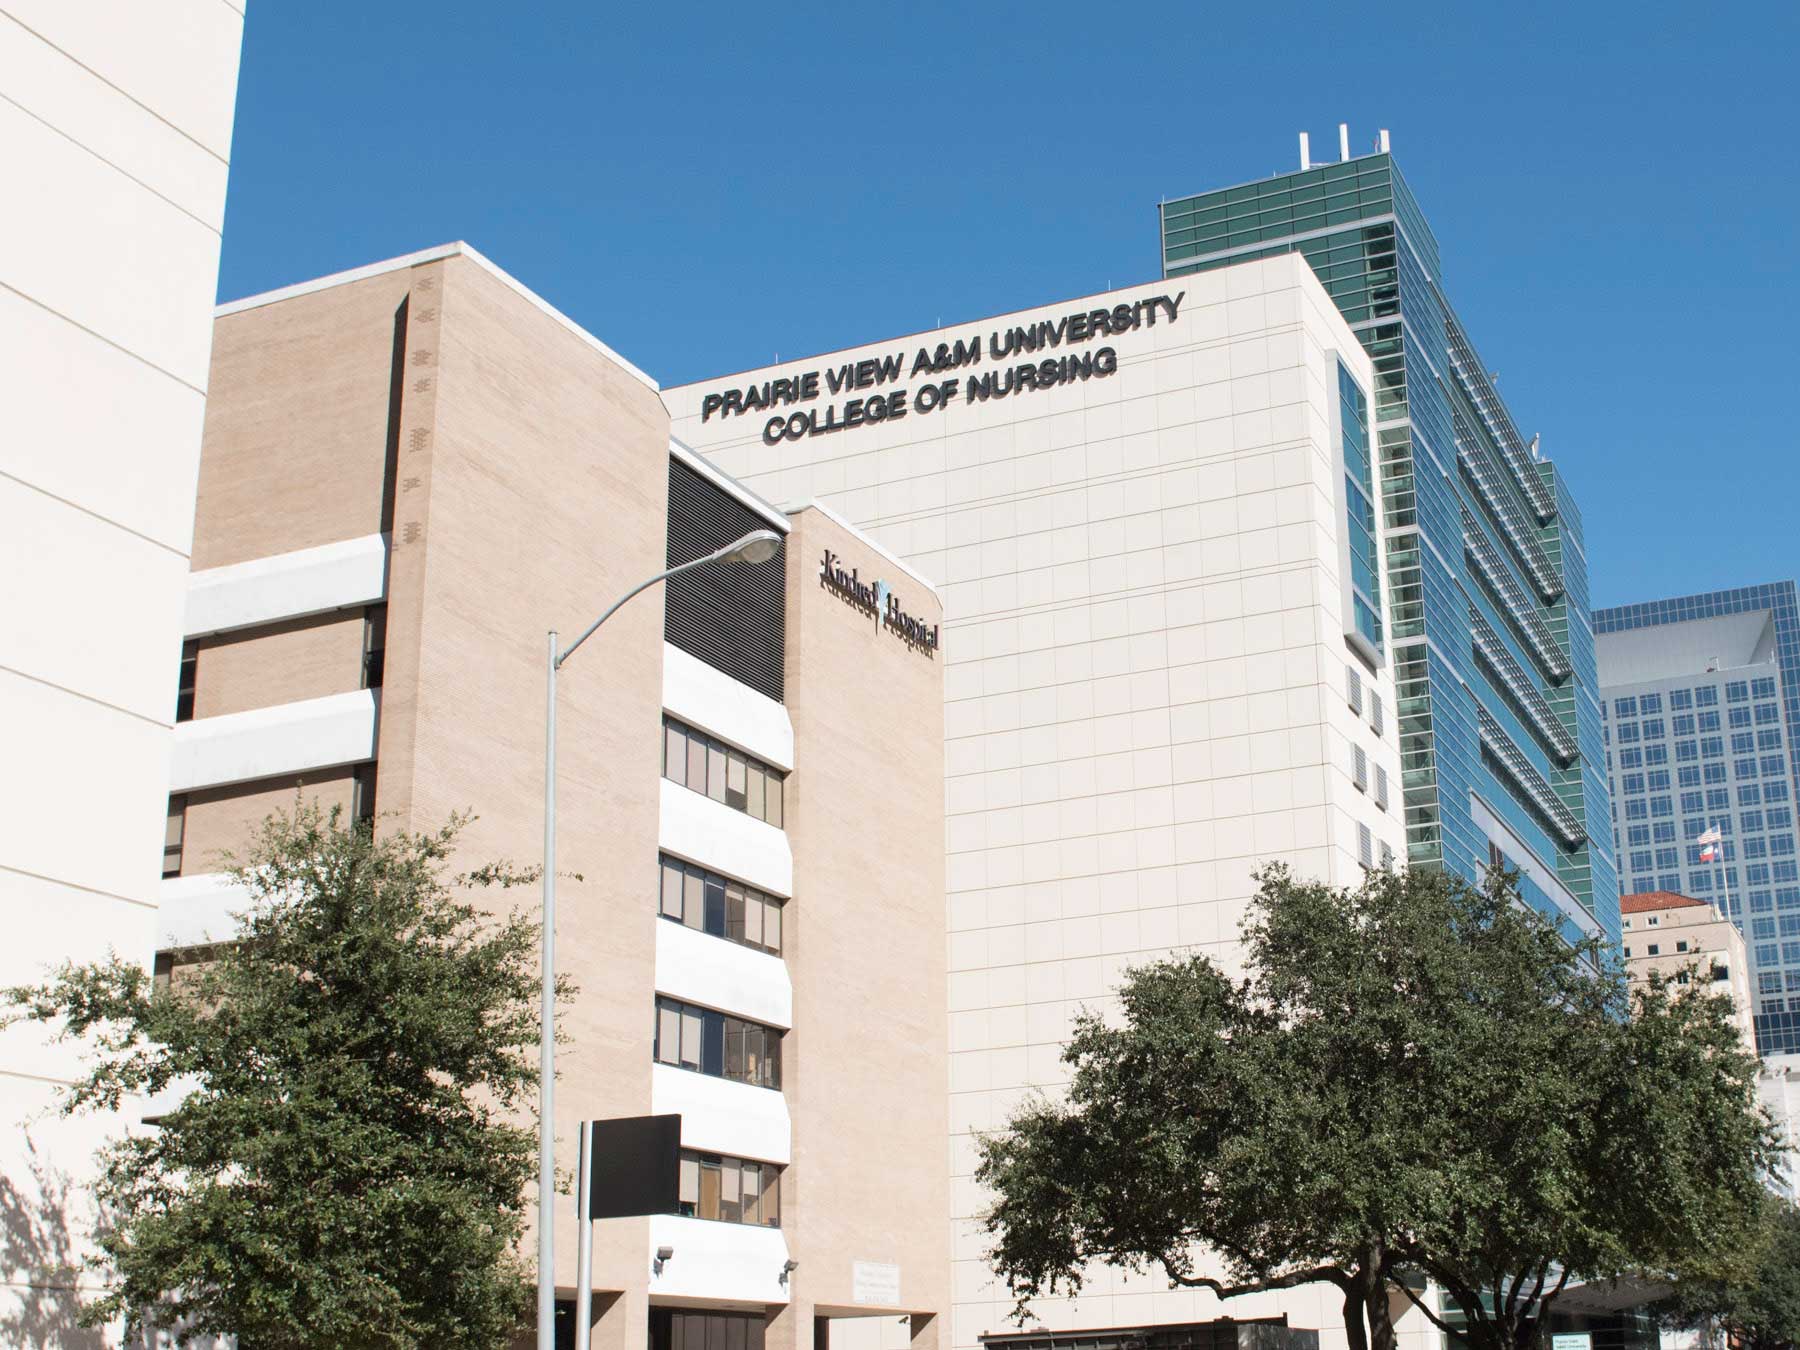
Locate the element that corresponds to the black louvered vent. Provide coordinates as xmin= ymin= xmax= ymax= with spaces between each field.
xmin=664 ymin=459 xmax=786 ymax=703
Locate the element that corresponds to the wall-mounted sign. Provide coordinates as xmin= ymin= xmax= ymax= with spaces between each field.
xmin=698 ymin=293 xmax=1186 ymax=446
xmin=820 ymin=549 xmax=938 ymax=657
xmin=852 ymin=1260 xmax=901 ymax=1306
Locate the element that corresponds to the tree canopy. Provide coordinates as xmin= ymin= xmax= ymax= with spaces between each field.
xmin=1660 ymin=1195 xmax=1800 ymax=1350
xmin=977 ymin=864 xmax=1775 ymax=1350
xmin=3 ymin=804 xmax=562 ymax=1349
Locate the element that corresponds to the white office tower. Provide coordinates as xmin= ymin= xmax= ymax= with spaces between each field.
xmin=0 ymin=0 xmax=246 ymax=1337
xmin=669 ymin=254 xmax=1411 ymax=1350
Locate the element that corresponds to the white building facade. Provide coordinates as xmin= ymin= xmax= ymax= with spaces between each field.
xmin=0 ymin=0 xmax=245 ymax=1336
xmin=668 ymin=254 xmax=1411 ymax=1350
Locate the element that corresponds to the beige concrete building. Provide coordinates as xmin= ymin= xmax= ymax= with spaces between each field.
xmin=1620 ymin=891 xmax=1756 ymax=1054
xmin=168 ymin=243 xmax=949 ymax=1350
xmin=0 ymin=0 xmax=244 ymax=1340
xmin=666 ymin=259 xmax=1414 ymax=1350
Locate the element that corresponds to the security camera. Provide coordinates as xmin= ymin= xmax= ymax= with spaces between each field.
xmin=657 ymin=1246 xmax=675 ymax=1262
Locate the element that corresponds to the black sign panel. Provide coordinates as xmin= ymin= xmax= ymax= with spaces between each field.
xmin=588 ymin=1114 xmax=681 ymax=1219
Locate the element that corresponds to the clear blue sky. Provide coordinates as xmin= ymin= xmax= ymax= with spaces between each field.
xmin=216 ymin=0 xmax=1798 ymax=609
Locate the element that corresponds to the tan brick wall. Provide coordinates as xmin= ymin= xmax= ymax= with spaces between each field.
xmin=191 ymin=610 xmax=368 ymax=719
xmin=396 ymin=254 xmax=671 ymax=1313
xmin=177 ymin=766 xmax=357 ymax=877
xmin=781 ymin=507 xmax=949 ymax=1334
xmin=197 ymin=268 xmax=412 ymax=568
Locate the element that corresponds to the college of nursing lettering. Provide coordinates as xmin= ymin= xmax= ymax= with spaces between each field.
xmin=698 ymin=292 xmax=1186 ymax=446
xmin=819 ymin=550 xmax=939 ymax=657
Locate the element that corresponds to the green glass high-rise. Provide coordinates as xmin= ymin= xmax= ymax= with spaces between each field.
xmin=1160 ymin=144 xmax=1619 ymax=943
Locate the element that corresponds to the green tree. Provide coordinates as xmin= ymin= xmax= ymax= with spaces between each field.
xmin=3 ymin=803 xmax=564 ymax=1349
xmin=977 ymin=864 xmax=1773 ymax=1350
xmin=1661 ymin=1196 xmax=1800 ymax=1350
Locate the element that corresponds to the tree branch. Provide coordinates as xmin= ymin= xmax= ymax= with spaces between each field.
xmin=1156 ymin=1255 xmax=1349 ymax=1297
xmin=1392 ymin=1278 xmax=1467 ymax=1342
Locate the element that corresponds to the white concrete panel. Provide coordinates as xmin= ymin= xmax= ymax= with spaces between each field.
xmin=662 ymin=642 xmax=795 ymax=770
xmin=186 ymin=533 xmax=390 ymax=637
xmin=169 ymin=689 xmax=379 ymax=792
xmin=0 ymin=869 xmax=155 ymax=1082
xmin=0 ymin=14 xmax=230 ymax=226
xmin=654 ymin=919 xmax=792 ymax=1029
xmin=0 ymin=285 xmax=207 ymax=552
xmin=658 ymin=778 xmax=793 ymax=898
xmin=0 ymin=93 xmax=223 ymax=388
xmin=158 ymin=870 xmax=252 ymax=950
xmin=0 ymin=475 xmax=188 ymax=722
xmin=0 ymin=666 xmax=168 ymax=901
xmin=4 ymin=0 xmax=245 ymax=160
xmin=650 ymin=1062 xmax=791 ymax=1165
xmin=647 ymin=1213 xmax=791 ymax=1306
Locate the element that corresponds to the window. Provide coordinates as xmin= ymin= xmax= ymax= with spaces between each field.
xmin=1754 ymin=678 xmax=1778 ymax=699
xmin=1758 ymin=704 xmax=1781 ymax=725
xmin=1642 ymin=718 xmax=1665 ymax=740
xmin=1358 ymin=822 xmax=1373 ymax=868
xmin=1671 ymin=689 xmax=1694 ymax=710
xmin=659 ymin=855 xmax=784 ymax=955
xmin=678 ymin=1151 xmax=781 ymax=1227
xmin=1760 ymin=730 xmax=1784 ymax=751
xmin=1619 ymin=748 xmax=1644 ymax=768
xmin=1646 ymin=944 xmax=1660 ymax=956
xmin=663 ymin=718 xmax=785 ymax=828
xmin=1640 ymin=693 xmax=1663 ymax=715
xmin=1371 ymin=691 xmax=1384 ymax=737
xmin=1727 ymin=681 xmax=1749 ymax=703
xmin=1622 ymin=774 xmax=1646 ymax=796
xmin=1614 ymin=697 xmax=1638 ymax=718
xmin=1617 ymin=723 xmax=1640 ymax=743
xmin=352 ymin=764 xmax=377 ymax=825
xmin=1645 ymin=744 xmax=1669 ymax=766
xmin=1696 ymin=686 xmax=1718 ymax=707
xmin=1347 ymin=665 xmax=1364 ymax=715
xmin=1699 ymin=711 xmax=1722 ymax=733
xmin=1379 ymin=841 xmax=1395 ymax=869
xmin=654 ymin=997 xmax=782 ymax=1089
xmin=1375 ymin=765 xmax=1389 ymax=811
xmin=1627 ymin=824 xmax=1651 ymax=847
xmin=1673 ymin=715 xmax=1696 ymax=736
xmin=362 ymin=604 xmax=387 ymax=689
xmin=162 ymin=796 xmax=186 ymax=877
xmin=1742 ymin=784 xmax=1765 ymax=806
xmin=175 ymin=640 xmax=197 ymax=722
xmin=1676 ymin=741 xmax=1698 ymax=762
xmin=1647 ymin=915 xmax=1661 ymax=927
xmin=1353 ymin=745 xmax=1368 ymax=792
xmin=1676 ymin=940 xmax=1689 ymax=953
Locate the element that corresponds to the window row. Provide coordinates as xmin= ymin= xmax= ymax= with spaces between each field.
xmin=658 ymin=855 xmax=784 ymax=955
xmin=678 ymin=1150 xmax=781 ymax=1227
xmin=654 ymin=997 xmax=782 ymax=1090
xmin=662 ymin=717 xmax=785 ymax=827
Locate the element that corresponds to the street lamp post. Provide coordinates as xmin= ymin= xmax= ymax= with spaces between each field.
xmin=537 ymin=527 xmax=783 ymax=1350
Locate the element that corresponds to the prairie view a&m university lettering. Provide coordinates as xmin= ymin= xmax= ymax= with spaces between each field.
xmin=698 ymin=293 xmax=1186 ymax=446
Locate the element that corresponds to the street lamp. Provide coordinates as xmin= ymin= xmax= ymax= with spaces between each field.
xmin=536 ymin=527 xmax=782 ymax=1350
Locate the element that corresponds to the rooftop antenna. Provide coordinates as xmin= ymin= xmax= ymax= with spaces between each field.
xmin=1298 ymin=131 xmax=1311 ymax=171
xmin=1528 ymin=433 xmax=1541 ymax=461
xmin=1378 ymin=128 xmax=1391 ymax=153
xmin=1338 ymin=123 xmax=1350 ymax=162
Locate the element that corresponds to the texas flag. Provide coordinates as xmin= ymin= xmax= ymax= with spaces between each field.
xmin=1699 ymin=826 xmax=1723 ymax=863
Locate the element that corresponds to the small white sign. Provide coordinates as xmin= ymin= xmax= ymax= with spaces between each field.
xmin=1552 ymin=1335 xmax=1591 ymax=1350
xmin=852 ymin=1261 xmax=901 ymax=1306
